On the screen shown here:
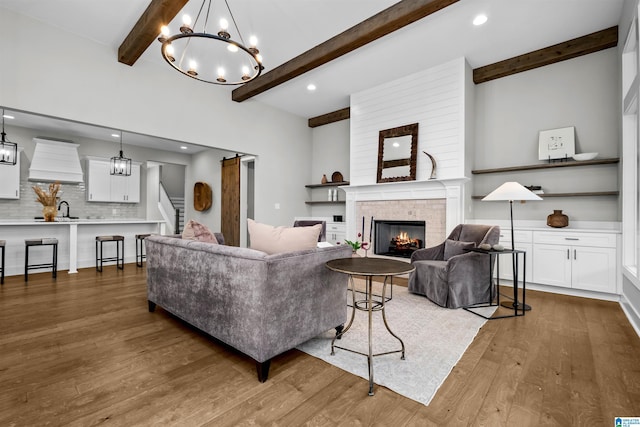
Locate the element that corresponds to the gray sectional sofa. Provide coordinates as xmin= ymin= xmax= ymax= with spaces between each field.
xmin=145 ymin=234 xmax=351 ymax=381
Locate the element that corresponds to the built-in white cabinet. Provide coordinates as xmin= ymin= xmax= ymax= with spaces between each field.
xmin=497 ymin=229 xmax=533 ymax=284
xmin=110 ymin=164 xmax=140 ymax=202
xmin=532 ymin=230 xmax=617 ymax=294
xmin=86 ymin=158 xmax=140 ymax=203
xmin=0 ymin=154 xmax=20 ymax=199
xmin=326 ymin=222 xmax=345 ymax=245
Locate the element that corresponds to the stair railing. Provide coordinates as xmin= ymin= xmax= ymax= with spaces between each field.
xmin=158 ymin=182 xmax=178 ymax=235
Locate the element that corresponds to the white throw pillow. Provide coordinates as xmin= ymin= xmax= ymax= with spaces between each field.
xmin=248 ymin=219 xmax=321 ymax=255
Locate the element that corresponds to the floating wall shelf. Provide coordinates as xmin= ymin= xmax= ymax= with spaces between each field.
xmin=305 ymin=181 xmax=350 ymax=188
xmin=472 ymin=191 xmax=619 ymax=199
xmin=471 ymin=158 xmax=619 ymax=175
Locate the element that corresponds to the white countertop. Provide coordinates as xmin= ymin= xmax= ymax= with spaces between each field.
xmin=0 ymin=219 xmax=164 ymax=225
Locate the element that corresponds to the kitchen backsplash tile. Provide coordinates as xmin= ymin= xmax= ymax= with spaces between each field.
xmin=0 ymin=164 xmax=143 ymax=220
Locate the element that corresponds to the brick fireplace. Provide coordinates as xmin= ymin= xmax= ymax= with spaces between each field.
xmin=341 ymin=179 xmax=467 ymax=256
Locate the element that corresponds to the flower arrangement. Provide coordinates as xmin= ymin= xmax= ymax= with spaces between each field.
xmin=344 ymin=233 xmax=363 ymax=251
xmin=32 ymin=182 xmax=61 ymax=206
xmin=33 ymin=182 xmax=61 ymax=222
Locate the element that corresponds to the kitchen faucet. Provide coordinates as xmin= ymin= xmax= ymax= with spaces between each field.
xmin=58 ymin=200 xmax=70 ymax=218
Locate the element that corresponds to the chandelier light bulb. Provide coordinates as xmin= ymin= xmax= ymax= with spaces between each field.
xmin=165 ymin=44 xmax=175 ymax=62
xmin=256 ymin=53 xmax=263 ymax=63
xmin=227 ymin=43 xmax=239 ymax=53
xmin=218 ymin=18 xmax=230 ymax=39
xmin=241 ymin=66 xmax=250 ymax=80
xmin=180 ymin=14 xmax=193 ymax=33
xmin=217 ymin=67 xmax=227 ymax=83
xmin=187 ymin=60 xmax=198 ymax=76
xmin=249 ymin=36 xmax=258 ymax=47
xmin=158 ymin=25 xmax=171 ymax=42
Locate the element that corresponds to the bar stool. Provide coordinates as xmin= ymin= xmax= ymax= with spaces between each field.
xmin=0 ymin=240 xmax=5 ymax=285
xmin=95 ymin=235 xmax=124 ymax=272
xmin=135 ymin=234 xmax=151 ymax=267
xmin=25 ymin=238 xmax=58 ymax=282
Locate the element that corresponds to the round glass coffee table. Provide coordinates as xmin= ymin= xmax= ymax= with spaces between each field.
xmin=325 ymin=257 xmax=415 ymax=396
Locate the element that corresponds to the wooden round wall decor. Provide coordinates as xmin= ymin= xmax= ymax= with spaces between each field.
xmin=194 ymin=182 xmax=212 ymax=211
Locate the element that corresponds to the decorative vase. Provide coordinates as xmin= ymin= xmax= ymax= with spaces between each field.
xmin=321 ymin=174 xmax=328 ymax=184
xmin=547 ymin=210 xmax=569 ymax=228
xmin=42 ymin=205 xmax=57 ymax=222
xmin=351 ymin=249 xmax=360 ymax=258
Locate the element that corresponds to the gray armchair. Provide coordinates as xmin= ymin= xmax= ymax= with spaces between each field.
xmin=408 ymin=224 xmax=500 ymax=308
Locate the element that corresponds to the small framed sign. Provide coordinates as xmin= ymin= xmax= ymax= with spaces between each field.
xmin=538 ymin=126 xmax=575 ymax=160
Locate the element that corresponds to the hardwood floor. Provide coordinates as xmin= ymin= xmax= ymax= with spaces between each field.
xmin=1 ymin=265 xmax=639 ymax=426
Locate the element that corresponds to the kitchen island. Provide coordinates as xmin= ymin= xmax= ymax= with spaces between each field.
xmin=0 ymin=219 xmax=166 ymax=277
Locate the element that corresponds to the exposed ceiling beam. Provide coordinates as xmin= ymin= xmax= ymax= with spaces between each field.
xmin=308 ymin=107 xmax=351 ymax=128
xmin=473 ymin=26 xmax=618 ymax=84
xmin=118 ymin=0 xmax=189 ymax=66
xmin=232 ymin=0 xmax=459 ymax=103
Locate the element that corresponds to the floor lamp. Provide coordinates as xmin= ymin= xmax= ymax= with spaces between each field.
xmin=482 ymin=182 xmax=542 ymax=310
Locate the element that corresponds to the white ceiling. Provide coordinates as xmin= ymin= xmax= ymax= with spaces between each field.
xmin=0 ymin=0 xmax=625 ymax=150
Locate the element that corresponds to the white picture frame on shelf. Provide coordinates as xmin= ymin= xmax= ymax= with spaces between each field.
xmin=538 ymin=126 xmax=575 ymax=160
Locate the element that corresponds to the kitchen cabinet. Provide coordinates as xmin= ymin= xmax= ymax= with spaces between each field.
xmin=532 ymin=230 xmax=617 ymax=293
xmin=86 ymin=158 xmax=140 ymax=203
xmin=110 ymin=164 xmax=140 ymax=202
xmin=0 ymin=153 xmax=20 ymax=199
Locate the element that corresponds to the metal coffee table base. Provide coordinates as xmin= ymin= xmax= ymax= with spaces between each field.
xmin=331 ymin=275 xmax=405 ymax=396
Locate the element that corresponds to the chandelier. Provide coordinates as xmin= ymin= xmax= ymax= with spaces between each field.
xmin=0 ymin=109 xmax=18 ymax=166
xmin=110 ymin=132 xmax=132 ymax=176
xmin=158 ymin=0 xmax=263 ymax=85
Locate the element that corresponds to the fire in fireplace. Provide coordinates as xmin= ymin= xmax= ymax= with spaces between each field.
xmin=374 ymin=220 xmax=425 ymax=258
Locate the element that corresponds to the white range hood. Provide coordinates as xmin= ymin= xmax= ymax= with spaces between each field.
xmin=28 ymin=138 xmax=84 ymax=183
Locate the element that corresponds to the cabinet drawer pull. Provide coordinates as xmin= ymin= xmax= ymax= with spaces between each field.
xmin=565 ymin=237 xmax=579 ymax=241
xmin=574 ymin=249 xmax=577 ymax=260
xmin=567 ymin=249 xmax=570 ymax=259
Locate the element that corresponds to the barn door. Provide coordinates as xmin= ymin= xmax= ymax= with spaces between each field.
xmin=221 ymin=156 xmax=241 ymax=246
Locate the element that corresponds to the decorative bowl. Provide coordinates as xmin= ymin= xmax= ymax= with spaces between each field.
xmin=572 ymin=152 xmax=598 ymax=161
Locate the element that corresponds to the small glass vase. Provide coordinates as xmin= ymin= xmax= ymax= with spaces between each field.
xmin=42 ymin=205 xmax=57 ymax=222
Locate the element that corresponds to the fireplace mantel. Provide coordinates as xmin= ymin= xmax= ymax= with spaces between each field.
xmin=341 ymin=177 xmax=469 ymax=243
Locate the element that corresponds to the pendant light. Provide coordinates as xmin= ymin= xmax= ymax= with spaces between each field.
xmin=110 ymin=132 xmax=132 ymax=176
xmin=0 ymin=109 xmax=18 ymax=165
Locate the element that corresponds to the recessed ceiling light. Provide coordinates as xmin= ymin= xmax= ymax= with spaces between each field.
xmin=111 ymin=133 xmax=120 ymax=138
xmin=3 ymin=114 xmax=14 ymax=119
xmin=473 ymin=14 xmax=488 ymax=26
xmin=180 ymin=146 xmax=188 ymax=150
xmin=307 ymin=84 xmax=316 ymax=91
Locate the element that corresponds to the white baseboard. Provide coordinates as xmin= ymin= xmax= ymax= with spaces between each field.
xmin=620 ymin=295 xmax=640 ymax=339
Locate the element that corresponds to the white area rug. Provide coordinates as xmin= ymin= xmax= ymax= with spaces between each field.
xmin=297 ymin=283 xmax=496 ymax=406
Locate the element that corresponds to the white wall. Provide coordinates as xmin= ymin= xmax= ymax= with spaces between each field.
xmin=350 ymin=57 xmax=470 ymax=185
xmin=472 ymin=48 xmax=621 ymax=222
xmin=187 ymin=148 xmax=237 ymax=233
xmin=308 ymin=119 xmax=350 ymax=218
xmin=0 ymin=8 xmax=312 ymax=228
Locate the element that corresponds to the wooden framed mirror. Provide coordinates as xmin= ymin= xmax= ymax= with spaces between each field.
xmin=377 ymin=123 xmax=418 ymax=183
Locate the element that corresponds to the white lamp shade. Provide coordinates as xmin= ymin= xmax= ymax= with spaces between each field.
xmin=482 ymin=181 xmax=543 ymax=202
